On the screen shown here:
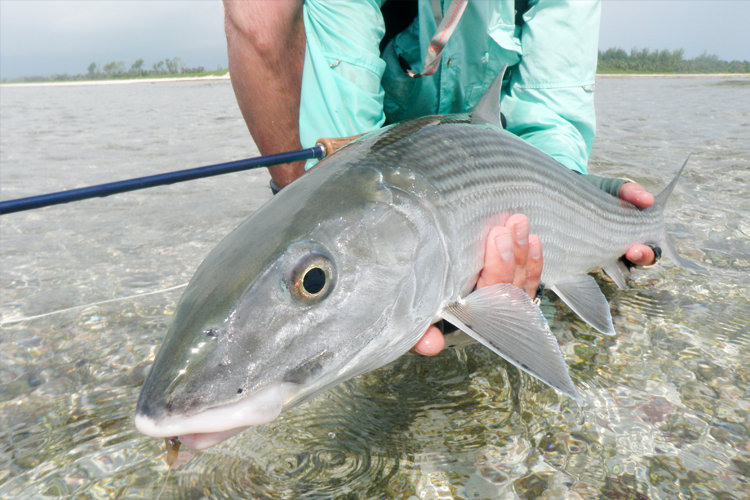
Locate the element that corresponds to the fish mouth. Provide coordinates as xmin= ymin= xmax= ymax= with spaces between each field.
xmin=134 ymin=384 xmax=286 ymax=450
xmin=177 ymin=427 xmax=248 ymax=450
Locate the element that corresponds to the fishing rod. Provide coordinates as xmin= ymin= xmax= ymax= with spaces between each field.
xmin=0 ymin=145 xmax=327 ymax=216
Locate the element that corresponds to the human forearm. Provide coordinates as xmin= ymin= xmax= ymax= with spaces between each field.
xmin=224 ymin=0 xmax=306 ymax=188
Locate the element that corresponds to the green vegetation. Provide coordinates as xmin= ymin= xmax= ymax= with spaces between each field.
xmin=597 ymin=47 xmax=750 ymax=74
xmin=4 ymin=49 xmax=749 ymax=83
xmin=1 ymin=58 xmax=228 ymax=84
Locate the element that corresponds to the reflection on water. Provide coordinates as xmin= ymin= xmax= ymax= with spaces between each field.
xmin=1 ymin=77 xmax=749 ymax=499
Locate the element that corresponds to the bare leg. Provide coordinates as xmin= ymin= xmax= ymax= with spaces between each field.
xmin=224 ymin=0 xmax=306 ymax=188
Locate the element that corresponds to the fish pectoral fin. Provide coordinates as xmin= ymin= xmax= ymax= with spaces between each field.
xmin=551 ymin=275 xmax=616 ymax=336
xmin=602 ymin=260 xmax=629 ymax=290
xmin=442 ymin=283 xmax=581 ymax=405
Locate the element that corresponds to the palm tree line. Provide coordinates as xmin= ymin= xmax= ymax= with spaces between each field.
xmin=598 ymin=47 xmax=749 ymax=74
xmin=3 ymin=58 xmax=226 ymax=84
xmin=3 ymin=48 xmax=748 ymax=84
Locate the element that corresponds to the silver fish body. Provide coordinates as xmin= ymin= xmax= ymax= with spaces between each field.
xmin=369 ymin=115 xmax=663 ymax=293
xmin=135 ymin=72 xmax=695 ymax=450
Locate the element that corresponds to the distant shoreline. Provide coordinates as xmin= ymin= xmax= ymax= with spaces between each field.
xmin=4 ymin=72 xmax=749 ymax=88
xmin=1 ymin=73 xmax=231 ymax=88
xmin=597 ymin=73 xmax=750 ymax=78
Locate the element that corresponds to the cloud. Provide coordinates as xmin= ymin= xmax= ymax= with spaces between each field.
xmin=1 ymin=1 xmax=227 ymax=78
xmin=2 ymin=0 xmax=749 ymax=79
xmin=600 ymin=0 xmax=750 ymax=62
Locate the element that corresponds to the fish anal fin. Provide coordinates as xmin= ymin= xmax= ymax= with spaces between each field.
xmin=551 ymin=275 xmax=616 ymax=336
xmin=442 ymin=283 xmax=581 ymax=405
xmin=602 ymin=261 xmax=629 ymax=290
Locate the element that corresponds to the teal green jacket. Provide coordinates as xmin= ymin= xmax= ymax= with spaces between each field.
xmin=299 ymin=0 xmax=600 ymax=174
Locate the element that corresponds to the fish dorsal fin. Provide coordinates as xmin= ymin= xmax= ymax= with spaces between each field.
xmin=551 ymin=275 xmax=616 ymax=336
xmin=442 ymin=283 xmax=582 ymax=405
xmin=470 ymin=64 xmax=508 ymax=128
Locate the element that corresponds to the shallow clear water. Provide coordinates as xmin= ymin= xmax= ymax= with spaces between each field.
xmin=1 ymin=77 xmax=749 ymax=499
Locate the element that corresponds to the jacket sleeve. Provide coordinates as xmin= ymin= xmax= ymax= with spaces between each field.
xmin=501 ymin=0 xmax=600 ymax=174
xmin=298 ymin=0 xmax=387 ymax=169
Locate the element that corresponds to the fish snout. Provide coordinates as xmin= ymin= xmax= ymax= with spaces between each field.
xmin=134 ymin=384 xmax=288 ymax=449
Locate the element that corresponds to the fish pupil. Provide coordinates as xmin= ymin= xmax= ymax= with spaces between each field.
xmin=303 ymin=267 xmax=326 ymax=295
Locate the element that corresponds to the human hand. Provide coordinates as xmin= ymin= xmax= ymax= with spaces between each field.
xmin=619 ymin=182 xmax=657 ymax=267
xmin=410 ymin=214 xmax=543 ymax=356
xmin=410 ymin=182 xmax=656 ymax=356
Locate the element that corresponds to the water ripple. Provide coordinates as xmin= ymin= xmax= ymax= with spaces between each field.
xmin=2 ymin=77 xmax=750 ymax=498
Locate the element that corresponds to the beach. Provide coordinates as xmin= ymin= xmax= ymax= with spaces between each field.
xmin=4 ymin=71 xmax=750 ymax=89
xmin=597 ymin=72 xmax=750 ymax=78
xmin=0 ymin=72 xmax=231 ymax=88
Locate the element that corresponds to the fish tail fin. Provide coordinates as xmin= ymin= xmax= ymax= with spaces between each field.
xmin=647 ymin=155 xmax=703 ymax=271
xmin=652 ymin=154 xmax=691 ymax=209
xmin=659 ymin=230 xmax=703 ymax=270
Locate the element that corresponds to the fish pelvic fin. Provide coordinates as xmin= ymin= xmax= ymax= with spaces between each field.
xmin=551 ymin=275 xmax=616 ymax=336
xmin=442 ymin=283 xmax=582 ymax=405
xmin=470 ymin=64 xmax=508 ymax=128
xmin=647 ymin=155 xmax=703 ymax=271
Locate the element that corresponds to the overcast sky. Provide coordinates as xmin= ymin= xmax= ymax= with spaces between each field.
xmin=1 ymin=0 xmax=749 ymax=79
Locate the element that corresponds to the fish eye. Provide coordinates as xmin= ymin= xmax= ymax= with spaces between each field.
xmin=302 ymin=267 xmax=326 ymax=295
xmin=290 ymin=253 xmax=335 ymax=304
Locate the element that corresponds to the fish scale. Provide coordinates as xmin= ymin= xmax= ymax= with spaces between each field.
xmin=352 ymin=118 xmax=665 ymax=291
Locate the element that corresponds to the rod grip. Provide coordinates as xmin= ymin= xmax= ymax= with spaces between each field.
xmin=316 ymin=133 xmax=365 ymax=157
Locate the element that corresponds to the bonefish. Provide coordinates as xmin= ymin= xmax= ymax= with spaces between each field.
xmin=135 ymin=67 xmax=698 ymax=450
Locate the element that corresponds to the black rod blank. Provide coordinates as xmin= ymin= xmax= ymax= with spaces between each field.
xmin=0 ymin=145 xmax=325 ymax=215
